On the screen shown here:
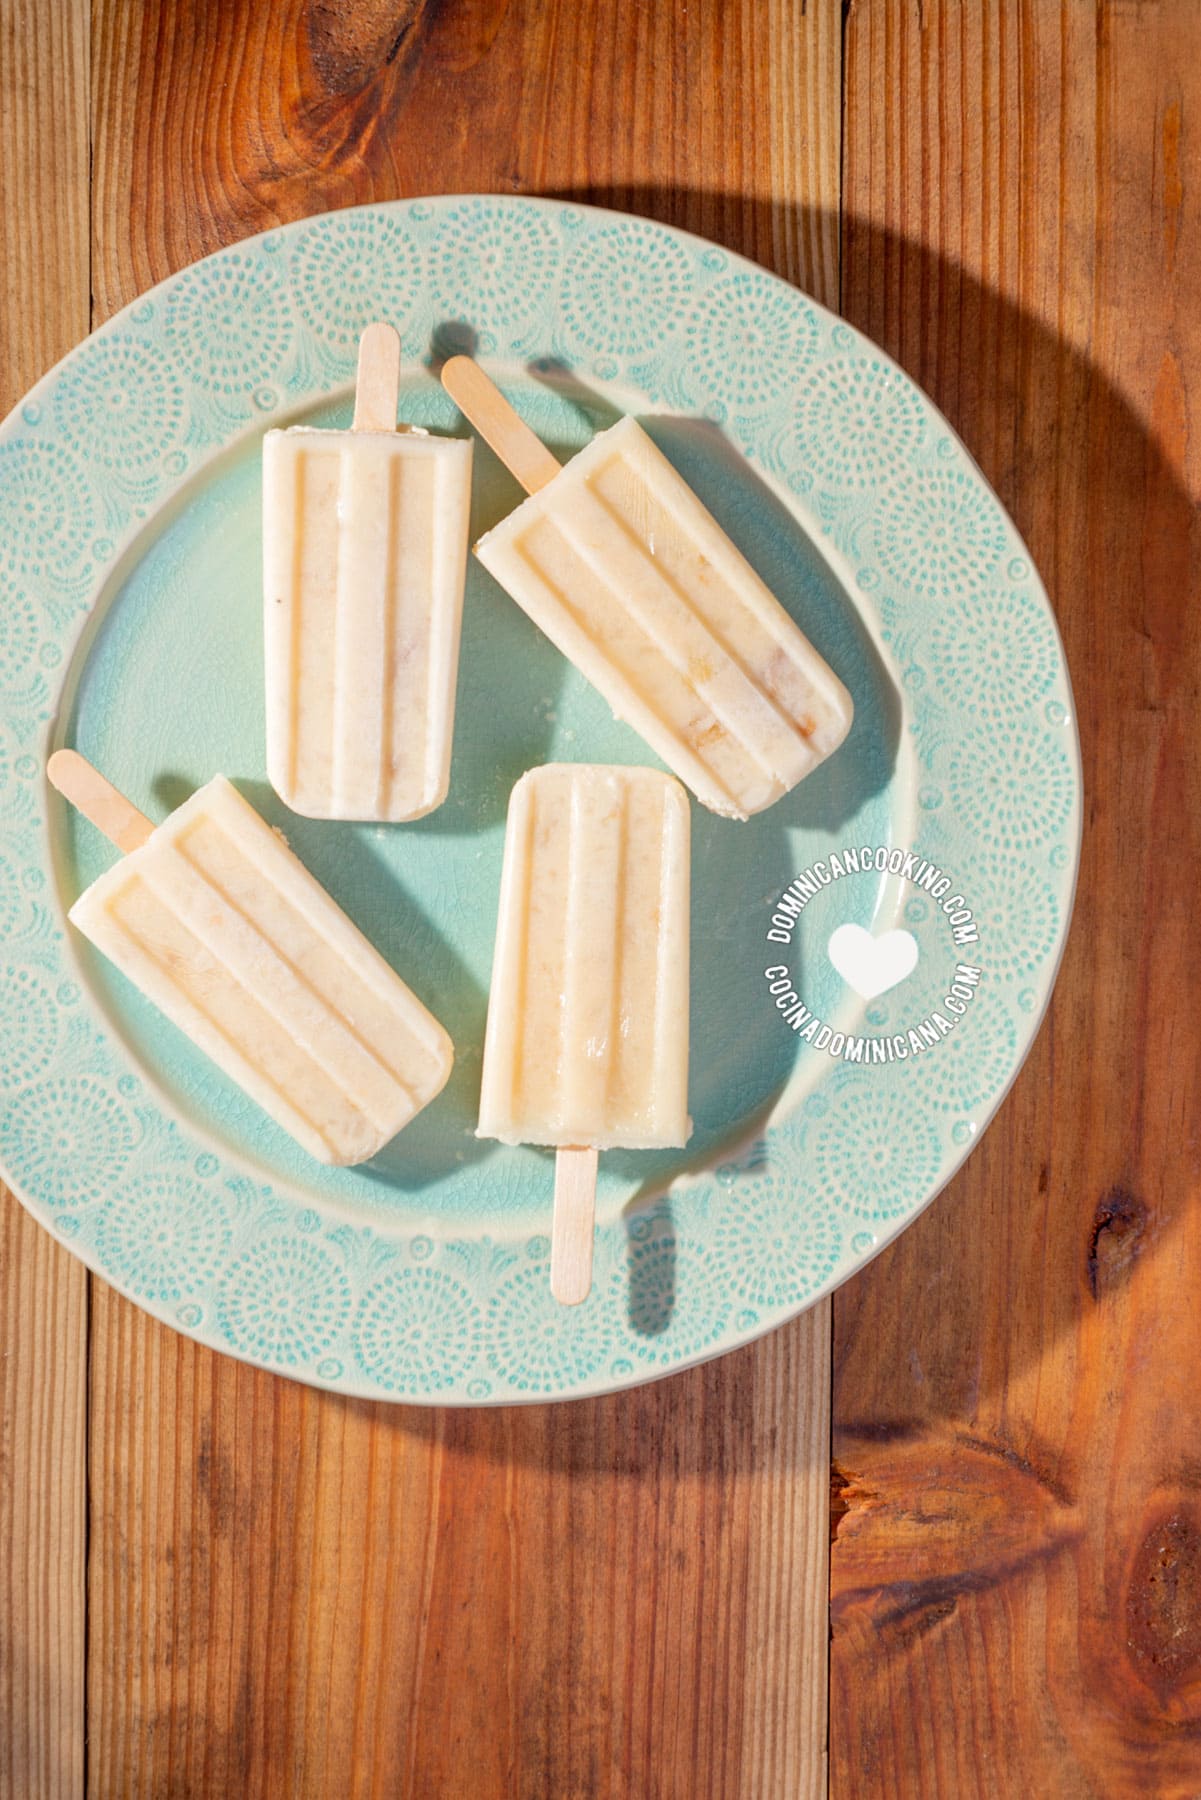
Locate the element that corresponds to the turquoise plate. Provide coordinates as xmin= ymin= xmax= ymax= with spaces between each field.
xmin=0 ymin=197 xmax=1080 ymax=1402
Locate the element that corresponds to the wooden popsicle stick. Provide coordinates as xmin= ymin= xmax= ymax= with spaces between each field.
xmin=551 ymin=1146 xmax=598 ymax=1306
xmin=352 ymin=321 xmax=401 ymax=432
xmin=47 ymin=749 xmax=155 ymax=853
xmin=440 ymin=355 xmax=562 ymax=495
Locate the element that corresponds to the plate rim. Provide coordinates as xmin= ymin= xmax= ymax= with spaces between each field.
xmin=0 ymin=192 xmax=1083 ymax=1403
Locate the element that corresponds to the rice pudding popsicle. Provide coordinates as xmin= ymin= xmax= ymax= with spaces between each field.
xmin=50 ymin=751 xmax=453 ymax=1166
xmin=264 ymin=324 xmax=473 ymax=821
xmin=440 ymin=356 xmax=852 ymax=820
xmin=478 ymin=763 xmax=691 ymax=1303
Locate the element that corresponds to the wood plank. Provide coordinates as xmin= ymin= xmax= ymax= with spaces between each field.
xmin=0 ymin=4 xmax=91 ymax=1797
xmin=87 ymin=1311 xmax=832 ymax=1799
xmin=833 ymin=3 xmax=1201 ymax=1794
xmin=87 ymin=2 xmax=842 ymax=1795
xmin=0 ymin=1206 xmax=88 ymax=1800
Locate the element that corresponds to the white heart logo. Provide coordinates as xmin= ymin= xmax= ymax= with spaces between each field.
xmin=827 ymin=923 xmax=919 ymax=1000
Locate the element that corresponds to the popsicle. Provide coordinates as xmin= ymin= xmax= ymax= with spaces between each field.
xmin=477 ymin=763 xmax=691 ymax=1304
xmin=49 ymin=751 xmax=453 ymax=1166
xmin=264 ymin=323 xmax=473 ymax=821
xmin=440 ymin=356 xmax=853 ymax=820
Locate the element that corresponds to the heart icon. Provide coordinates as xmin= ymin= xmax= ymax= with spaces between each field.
xmin=827 ymin=923 xmax=919 ymax=1000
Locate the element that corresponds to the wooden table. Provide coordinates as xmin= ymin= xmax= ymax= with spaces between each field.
xmin=2 ymin=4 xmax=1197 ymax=1795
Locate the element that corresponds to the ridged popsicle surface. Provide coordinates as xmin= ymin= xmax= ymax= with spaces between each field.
xmin=478 ymin=763 xmax=691 ymax=1150
xmin=70 ymin=777 xmax=453 ymax=1164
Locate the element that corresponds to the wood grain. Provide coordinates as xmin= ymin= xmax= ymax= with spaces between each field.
xmin=22 ymin=1 xmax=1194 ymax=1791
xmin=87 ymin=1305 xmax=831 ymax=1799
xmin=91 ymin=0 xmax=842 ymax=306
xmin=84 ymin=3 xmax=842 ymax=1795
xmin=832 ymin=4 xmax=1201 ymax=1796
xmin=0 ymin=4 xmax=90 ymax=1798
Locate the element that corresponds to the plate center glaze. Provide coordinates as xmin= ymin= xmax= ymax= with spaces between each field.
xmin=55 ymin=368 xmax=902 ymax=1230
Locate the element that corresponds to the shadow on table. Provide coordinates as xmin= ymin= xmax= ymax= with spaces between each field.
xmin=414 ymin=191 xmax=1175 ymax=1472
xmin=522 ymin=186 xmax=1188 ymax=1476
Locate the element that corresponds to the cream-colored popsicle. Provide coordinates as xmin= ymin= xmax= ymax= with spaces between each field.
xmin=440 ymin=357 xmax=852 ymax=821
xmin=478 ymin=762 xmax=690 ymax=1303
xmin=477 ymin=762 xmax=690 ymax=1305
xmin=264 ymin=325 xmax=473 ymax=822
xmin=50 ymin=752 xmax=452 ymax=1166
xmin=478 ymin=764 xmax=691 ymax=1153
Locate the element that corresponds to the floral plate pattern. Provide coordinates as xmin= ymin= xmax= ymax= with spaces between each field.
xmin=0 ymin=197 xmax=1081 ymax=1403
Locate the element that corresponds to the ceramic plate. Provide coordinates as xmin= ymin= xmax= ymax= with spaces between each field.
xmin=0 ymin=197 xmax=1080 ymax=1402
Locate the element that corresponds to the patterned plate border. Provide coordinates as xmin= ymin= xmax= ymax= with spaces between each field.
xmin=0 ymin=196 xmax=1081 ymax=1403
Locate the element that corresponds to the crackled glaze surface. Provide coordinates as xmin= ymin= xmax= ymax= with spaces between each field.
xmin=0 ymin=196 xmax=1080 ymax=1402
